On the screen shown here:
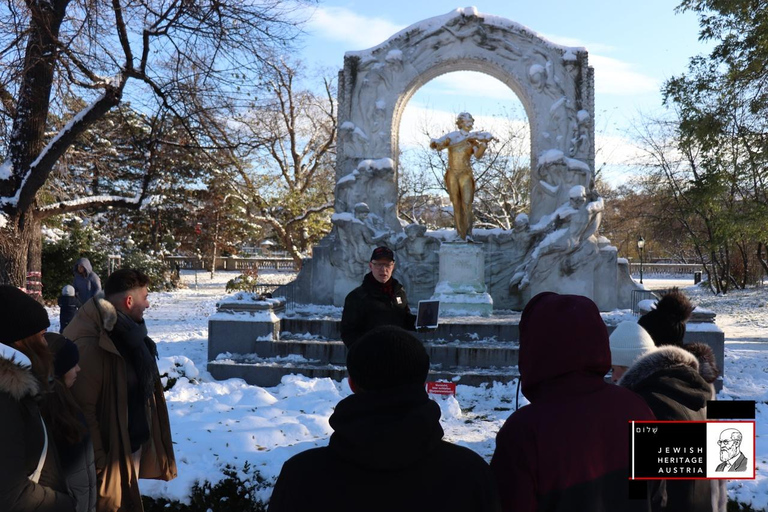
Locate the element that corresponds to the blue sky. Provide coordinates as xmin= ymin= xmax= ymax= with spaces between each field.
xmin=293 ymin=1 xmax=710 ymax=184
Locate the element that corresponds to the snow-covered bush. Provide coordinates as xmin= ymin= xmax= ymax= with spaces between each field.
xmin=158 ymin=356 xmax=200 ymax=391
xmin=225 ymin=268 xmax=259 ymax=294
xmin=122 ymin=247 xmax=177 ymax=291
xmin=142 ymin=462 xmax=270 ymax=512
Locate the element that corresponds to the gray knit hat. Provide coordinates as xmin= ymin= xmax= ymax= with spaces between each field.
xmin=609 ymin=321 xmax=656 ymax=367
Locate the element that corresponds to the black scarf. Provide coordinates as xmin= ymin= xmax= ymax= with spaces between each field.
xmin=110 ymin=312 xmax=160 ymax=451
xmin=110 ymin=311 xmax=159 ymax=402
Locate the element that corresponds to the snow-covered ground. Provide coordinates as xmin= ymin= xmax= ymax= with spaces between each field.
xmin=46 ymin=271 xmax=768 ymax=509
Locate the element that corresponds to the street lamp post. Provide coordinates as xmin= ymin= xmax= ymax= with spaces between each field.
xmin=637 ymin=236 xmax=645 ymax=284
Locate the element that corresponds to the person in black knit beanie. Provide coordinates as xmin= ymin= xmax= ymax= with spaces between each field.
xmin=0 ymin=285 xmax=76 ymax=511
xmin=269 ymin=325 xmax=501 ymax=512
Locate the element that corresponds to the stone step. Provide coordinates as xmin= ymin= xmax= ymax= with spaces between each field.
xmin=208 ymin=307 xmax=724 ymax=391
xmin=280 ymin=316 xmax=521 ymax=342
xmin=226 ymin=337 xmax=520 ymax=368
xmin=207 ymin=357 xmax=519 ymax=388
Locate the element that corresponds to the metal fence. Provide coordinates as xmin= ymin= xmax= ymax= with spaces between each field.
xmin=165 ymin=255 xmax=299 ymax=272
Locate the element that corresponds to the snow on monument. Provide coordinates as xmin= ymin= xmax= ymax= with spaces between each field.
xmin=277 ymin=6 xmax=639 ymax=311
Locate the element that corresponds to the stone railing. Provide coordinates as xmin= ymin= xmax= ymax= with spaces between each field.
xmin=628 ymin=263 xmax=704 ymax=276
xmin=165 ymin=256 xmax=299 ymax=272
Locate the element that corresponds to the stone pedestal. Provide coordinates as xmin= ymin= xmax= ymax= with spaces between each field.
xmin=431 ymin=241 xmax=493 ymax=316
xmin=208 ymin=296 xmax=286 ymax=360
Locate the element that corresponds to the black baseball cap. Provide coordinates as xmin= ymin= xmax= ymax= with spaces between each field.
xmin=370 ymin=246 xmax=395 ymax=262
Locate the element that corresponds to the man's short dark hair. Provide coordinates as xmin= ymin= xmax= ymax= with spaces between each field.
xmin=104 ymin=268 xmax=150 ymax=298
xmin=347 ymin=325 xmax=429 ymax=391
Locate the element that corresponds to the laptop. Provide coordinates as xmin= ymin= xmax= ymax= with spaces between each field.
xmin=416 ymin=300 xmax=440 ymax=329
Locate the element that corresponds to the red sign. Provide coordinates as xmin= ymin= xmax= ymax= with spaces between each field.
xmin=426 ymin=381 xmax=456 ymax=396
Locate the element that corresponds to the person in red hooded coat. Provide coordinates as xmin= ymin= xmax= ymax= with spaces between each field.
xmin=491 ymin=292 xmax=655 ymax=512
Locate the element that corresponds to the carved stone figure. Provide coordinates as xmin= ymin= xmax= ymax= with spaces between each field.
xmin=332 ymin=202 xmax=393 ymax=280
xmin=531 ymin=149 xmax=591 ymax=222
xmin=430 ymin=112 xmax=494 ymax=240
xmin=393 ymin=224 xmax=440 ymax=301
xmin=511 ymin=185 xmax=603 ymax=290
xmin=484 ymin=213 xmax=539 ymax=309
xmin=349 ymin=49 xmax=405 ymax=156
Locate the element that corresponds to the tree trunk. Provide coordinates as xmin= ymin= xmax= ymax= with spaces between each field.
xmin=210 ymin=210 xmax=220 ymax=279
xmin=7 ymin=1 xmax=70 ymax=207
xmin=758 ymin=242 xmax=768 ymax=277
xmin=0 ymin=211 xmax=35 ymax=287
xmin=26 ymin=215 xmax=43 ymax=301
xmin=738 ymin=241 xmax=749 ymax=289
xmin=1 ymin=0 xmax=70 ymax=284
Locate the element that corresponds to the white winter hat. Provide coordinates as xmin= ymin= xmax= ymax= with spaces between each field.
xmin=609 ymin=321 xmax=656 ymax=367
xmin=62 ymin=284 xmax=75 ymax=297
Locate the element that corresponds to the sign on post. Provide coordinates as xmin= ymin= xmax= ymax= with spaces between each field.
xmin=426 ymin=381 xmax=456 ymax=396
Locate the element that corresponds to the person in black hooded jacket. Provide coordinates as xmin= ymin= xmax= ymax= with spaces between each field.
xmin=268 ymin=325 xmax=500 ymax=512
xmin=340 ymin=247 xmax=416 ymax=347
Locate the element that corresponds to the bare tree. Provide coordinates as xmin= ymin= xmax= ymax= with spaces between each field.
xmin=195 ymin=58 xmax=337 ymax=269
xmin=630 ymin=113 xmax=766 ymax=293
xmin=0 ymin=0 xmax=313 ymax=286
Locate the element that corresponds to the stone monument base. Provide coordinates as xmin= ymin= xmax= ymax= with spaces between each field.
xmin=431 ymin=241 xmax=493 ymax=316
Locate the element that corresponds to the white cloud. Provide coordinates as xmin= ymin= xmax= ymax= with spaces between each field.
xmin=420 ymin=72 xmax=518 ymax=101
xmin=596 ymin=132 xmax=645 ymax=166
xmin=540 ymin=33 xmax=659 ymax=97
xmin=305 ymin=6 xmax=406 ymax=50
xmin=418 ymin=54 xmax=658 ymax=99
xmin=590 ymin=55 xmax=659 ymax=96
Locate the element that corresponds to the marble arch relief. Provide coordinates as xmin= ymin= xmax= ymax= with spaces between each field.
xmin=278 ymin=7 xmax=639 ymax=311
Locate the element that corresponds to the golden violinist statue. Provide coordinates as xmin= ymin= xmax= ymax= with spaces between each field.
xmin=430 ymin=112 xmax=494 ymax=240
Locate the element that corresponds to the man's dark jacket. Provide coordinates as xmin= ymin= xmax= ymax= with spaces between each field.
xmin=268 ymin=385 xmax=501 ymax=512
xmin=58 ymin=295 xmax=81 ymax=333
xmin=340 ymin=273 xmax=416 ymax=347
xmin=619 ymin=345 xmax=715 ymax=512
xmin=491 ymin=292 xmax=656 ymax=512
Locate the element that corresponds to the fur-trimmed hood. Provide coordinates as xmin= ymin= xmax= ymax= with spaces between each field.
xmin=619 ymin=345 xmax=699 ymax=390
xmin=619 ymin=344 xmax=712 ymax=419
xmin=64 ymin=292 xmax=117 ymax=334
xmin=684 ymin=342 xmax=720 ymax=383
xmin=62 ymin=291 xmax=120 ymax=358
xmin=0 ymin=344 xmax=40 ymax=401
xmin=94 ymin=293 xmax=118 ymax=331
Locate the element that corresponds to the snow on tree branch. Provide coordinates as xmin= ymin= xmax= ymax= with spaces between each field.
xmin=16 ymin=87 xmax=124 ymax=212
xmin=37 ymin=194 xmax=145 ymax=218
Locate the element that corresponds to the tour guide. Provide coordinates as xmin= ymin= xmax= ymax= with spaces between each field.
xmin=340 ymin=247 xmax=417 ymax=347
